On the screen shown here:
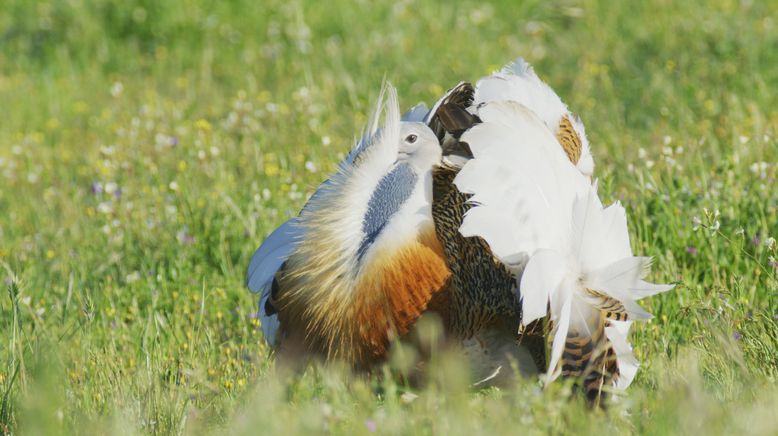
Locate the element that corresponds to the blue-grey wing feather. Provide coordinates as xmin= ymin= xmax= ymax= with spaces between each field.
xmin=246 ymin=219 xmax=302 ymax=345
xmin=402 ymin=103 xmax=430 ymax=122
xmin=246 ymin=219 xmax=302 ymax=293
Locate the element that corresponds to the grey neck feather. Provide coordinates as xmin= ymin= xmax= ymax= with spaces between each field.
xmin=356 ymin=162 xmax=418 ymax=263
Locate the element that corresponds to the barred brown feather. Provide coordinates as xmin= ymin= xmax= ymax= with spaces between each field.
xmin=556 ymin=116 xmax=583 ymax=164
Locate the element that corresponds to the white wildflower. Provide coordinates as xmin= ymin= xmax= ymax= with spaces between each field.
xmin=126 ymin=271 xmax=141 ymax=283
xmin=111 ymin=82 xmax=124 ymax=98
xmin=692 ymin=216 xmax=702 ymax=231
xmin=97 ymin=202 xmax=113 ymax=214
xmin=104 ymin=182 xmax=118 ymax=195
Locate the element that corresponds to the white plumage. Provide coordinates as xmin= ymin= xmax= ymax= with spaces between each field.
xmin=455 ymin=101 xmax=588 ymax=263
xmin=473 ymin=58 xmax=594 ymax=178
xmin=520 ymin=185 xmax=673 ymax=385
xmin=451 ymin=60 xmax=673 ymax=391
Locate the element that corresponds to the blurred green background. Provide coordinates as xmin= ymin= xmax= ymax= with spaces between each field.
xmin=0 ymin=0 xmax=776 ymax=434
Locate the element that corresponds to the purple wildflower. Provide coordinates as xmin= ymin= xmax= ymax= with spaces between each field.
xmin=732 ymin=331 xmax=742 ymax=341
xmin=686 ymin=246 xmax=698 ymax=256
xmin=170 ymin=136 xmax=179 ymax=146
xmin=91 ymin=182 xmax=103 ymax=195
xmin=751 ymin=235 xmax=761 ymax=246
xmin=365 ymin=420 xmax=376 ymax=433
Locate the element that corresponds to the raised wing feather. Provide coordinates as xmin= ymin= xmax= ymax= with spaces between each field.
xmin=402 ymin=103 xmax=430 ymax=122
xmin=474 ymin=58 xmax=568 ymax=131
xmin=247 ymin=219 xmax=301 ymax=293
xmin=474 ymin=57 xmax=594 ymax=177
xmin=454 ymin=101 xmax=590 ymax=261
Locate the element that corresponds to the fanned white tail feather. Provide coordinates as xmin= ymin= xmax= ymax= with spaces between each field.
xmin=605 ymin=320 xmax=639 ymax=389
xmin=454 ymin=101 xmax=589 ymax=260
xmin=454 ymin=99 xmax=673 ymax=390
xmin=474 ymin=58 xmax=594 ymax=177
xmin=523 ymin=186 xmax=673 ymax=388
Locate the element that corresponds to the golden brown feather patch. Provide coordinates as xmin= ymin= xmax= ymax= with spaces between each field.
xmin=557 ymin=116 xmax=582 ymax=164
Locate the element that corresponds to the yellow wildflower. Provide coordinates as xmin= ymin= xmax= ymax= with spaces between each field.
xmin=195 ymin=119 xmax=212 ymax=133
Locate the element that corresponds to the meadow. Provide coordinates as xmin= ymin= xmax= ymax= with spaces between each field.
xmin=0 ymin=0 xmax=776 ymax=434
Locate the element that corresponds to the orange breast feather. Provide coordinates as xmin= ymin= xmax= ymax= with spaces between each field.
xmin=276 ymin=228 xmax=450 ymax=367
xmin=351 ymin=230 xmax=451 ymax=362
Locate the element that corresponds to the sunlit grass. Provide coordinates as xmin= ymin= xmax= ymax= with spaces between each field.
xmin=0 ymin=0 xmax=776 ymax=434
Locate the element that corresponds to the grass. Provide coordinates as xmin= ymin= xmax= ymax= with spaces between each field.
xmin=0 ymin=0 xmax=776 ymax=434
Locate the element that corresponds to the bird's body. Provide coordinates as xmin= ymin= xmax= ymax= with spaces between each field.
xmin=275 ymin=217 xmax=449 ymax=367
xmin=247 ymin=58 xmax=672 ymax=400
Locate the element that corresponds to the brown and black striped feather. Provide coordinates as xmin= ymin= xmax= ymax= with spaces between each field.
xmin=431 ymin=163 xmax=546 ymax=371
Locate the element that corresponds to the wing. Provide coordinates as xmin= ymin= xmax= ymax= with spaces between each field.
xmin=453 ymin=100 xmax=590 ymax=262
xmin=474 ymin=58 xmax=594 ymax=177
xmin=448 ymin=99 xmax=642 ymax=401
xmin=402 ymin=103 xmax=430 ymax=122
xmin=246 ymin=219 xmax=303 ymax=345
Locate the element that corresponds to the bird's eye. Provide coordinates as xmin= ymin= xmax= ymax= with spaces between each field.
xmin=405 ymin=134 xmax=418 ymax=144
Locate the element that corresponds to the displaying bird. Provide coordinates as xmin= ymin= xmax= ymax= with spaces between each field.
xmin=247 ymin=58 xmax=673 ymax=401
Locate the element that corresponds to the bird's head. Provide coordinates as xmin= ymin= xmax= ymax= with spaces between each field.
xmin=397 ymin=122 xmax=442 ymax=173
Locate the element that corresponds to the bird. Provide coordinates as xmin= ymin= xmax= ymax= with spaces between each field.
xmin=432 ymin=59 xmax=673 ymax=402
xmin=247 ymin=58 xmax=673 ymax=399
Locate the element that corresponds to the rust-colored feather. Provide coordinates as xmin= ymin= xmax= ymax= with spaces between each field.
xmin=275 ymin=226 xmax=450 ymax=368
